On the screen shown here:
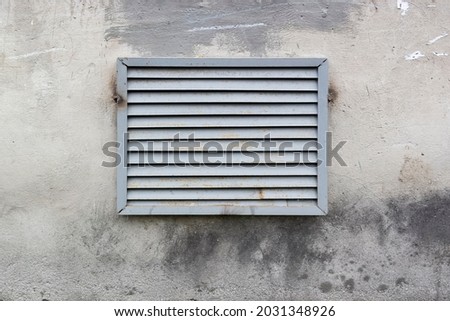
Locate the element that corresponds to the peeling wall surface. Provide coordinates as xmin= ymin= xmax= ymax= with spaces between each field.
xmin=1 ymin=0 xmax=450 ymax=300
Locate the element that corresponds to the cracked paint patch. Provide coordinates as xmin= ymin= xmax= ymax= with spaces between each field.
xmin=7 ymin=48 xmax=67 ymax=60
xmin=427 ymin=33 xmax=448 ymax=45
xmin=397 ymin=0 xmax=409 ymax=16
xmin=189 ymin=23 xmax=266 ymax=32
xmin=404 ymin=51 xmax=425 ymax=61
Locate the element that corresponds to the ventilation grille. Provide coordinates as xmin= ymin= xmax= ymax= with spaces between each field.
xmin=116 ymin=58 xmax=328 ymax=215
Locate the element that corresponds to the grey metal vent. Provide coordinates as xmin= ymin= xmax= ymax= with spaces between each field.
xmin=116 ymin=58 xmax=328 ymax=215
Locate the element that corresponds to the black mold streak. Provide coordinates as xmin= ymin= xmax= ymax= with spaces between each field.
xmin=113 ymin=95 xmax=121 ymax=104
xmin=377 ymin=284 xmax=388 ymax=292
xmin=395 ymin=277 xmax=408 ymax=287
xmin=164 ymin=228 xmax=219 ymax=269
xmin=319 ymin=281 xmax=332 ymax=293
xmin=160 ymin=216 xmax=332 ymax=280
xmin=328 ymin=82 xmax=338 ymax=105
xmin=344 ymin=278 xmax=355 ymax=293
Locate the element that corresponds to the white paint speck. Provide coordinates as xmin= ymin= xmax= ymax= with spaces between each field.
xmin=8 ymin=48 xmax=66 ymax=60
xmin=433 ymin=52 xmax=449 ymax=57
xmin=188 ymin=23 xmax=266 ymax=32
xmin=405 ymin=51 xmax=425 ymax=61
xmin=427 ymin=33 xmax=448 ymax=45
xmin=397 ymin=0 xmax=409 ymax=16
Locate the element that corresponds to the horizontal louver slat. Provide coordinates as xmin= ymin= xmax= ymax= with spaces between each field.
xmin=127 ymin=67 xmax=318 ymax=79
xmin=127 ymin=92 xmax=318 ymax=103
xmin=127 ymin=152 xmax=318 ymax=164
xmin=127 ymin=116 xmax=317 ymax=128
xmin=127 ymin=165 xmax=317 ymax=177
xmin=126 ymin=200 xmax=318 ymax=207
xmin=127 ymin=188 xmax=318 ymax=200
xmin=127 ymin=103 xmax=318 ymax=116
xmin=127 ymin=79 xmax=318 ymax=91
xmin=128 ymin=140 xmax=319 ymax=152
xmin=128 ymin=128 xmax=318 ymax=140
xmin=127 ymin=177 xmax=317 ymax=189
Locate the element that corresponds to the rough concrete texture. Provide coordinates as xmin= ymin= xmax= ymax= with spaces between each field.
xmin=1 ymin=0 xmax=450 ymax=300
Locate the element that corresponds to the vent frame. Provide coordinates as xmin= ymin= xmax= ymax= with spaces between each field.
xmin=116 ymin=58 xmax=328 ymax=216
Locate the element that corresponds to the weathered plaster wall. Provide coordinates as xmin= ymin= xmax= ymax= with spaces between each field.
xmin=1 ymin=0 xmax=450 ymax=300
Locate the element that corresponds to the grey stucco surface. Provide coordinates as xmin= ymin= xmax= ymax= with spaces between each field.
xmin=106 ymin=0 xmax=357 ymax=56
xmin=1 ymin=0 xmax=450 ymax=300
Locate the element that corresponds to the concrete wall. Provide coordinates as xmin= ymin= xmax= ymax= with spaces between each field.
xmin=1 ymin=0 xmax=450 ymax=300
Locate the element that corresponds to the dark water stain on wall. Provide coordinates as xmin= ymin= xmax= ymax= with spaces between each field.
xmin=388 ymin=191 xmax=450 ymax=246
xmin=114 ymin=189 xmax=450 ymax=299
xmin=161 ymin=215 xmax=333 ymax=280
xmin=105 ymin=0 xmax=361 ymax=56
